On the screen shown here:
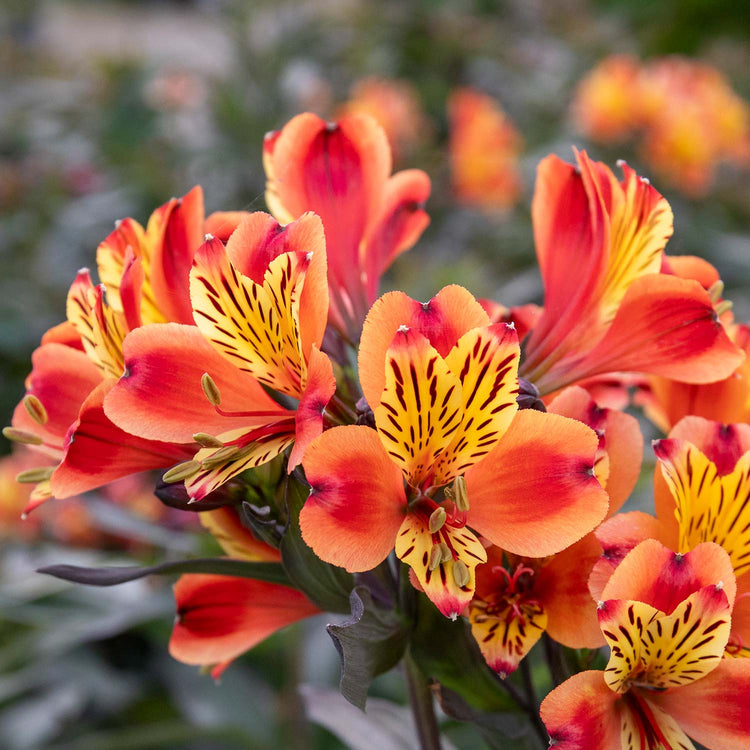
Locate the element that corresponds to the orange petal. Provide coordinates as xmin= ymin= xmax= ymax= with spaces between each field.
xmin=396 ymin=511 xmax=486 ymax=619
xmin=465 ymin=409 xmax=608 ymax=557
xmin=535 ymin=533 xmax=605 ymax=649
xmin=40 ymin=321 xmax=84 ymax=350
xmin=199 ymin=507 xmax=280 ymax=562
xmin=662 ymin=253 xmax=721 ymax=289
xmin=50 ymin=380 xmax=193 ymax=498
xmin=548 ymin=385 xmax=642 ymax=515
xmin=600 ymin=539 xmax=737 ymax=613
xmin=203 ymin=210 xmax=252 ymax=241
xmin=358 ymin=286 xmax=489 ymax=409
xmin=12 ymin=343 xmax=102 ymax=454
xmin=169 ymin=574 xmax=318 ymax=671
xmin=540 ymin=670 xmax=621 ymax=750
xmin=598 ymin=586 xmax=730 ymax=693
xmin=300 ymin=426 xmax=406 ymax=572
xmin=652 ymin=660 xmax=750 ymax=750
xmin=362 ymin=169 xmax=431 ymax=303
xmin=435 ymin=323 xmax=520 ymax=484
xmin=374 ymin=328 xmax=462 ymax=487
xmin=589 ymin=511 xmax=672 ymax=601
xmin=288 ymin=345 xmax=336 ymax=470
xmin=104 ymin=323 xmax=282 ymax=443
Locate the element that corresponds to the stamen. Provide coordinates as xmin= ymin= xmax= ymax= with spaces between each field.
xmin=452 ymin=476 xmax=469 ymax=512
xmin=200 ymin=445 xmax=239 ymax=468
xmin=23 ymin=394 xmax=48 ymax=425
xmin=452 ymin=560 xmax=470 ymax=587
xmin=429 ymin=506 xmax=447 ymax=533
xmin=3 ymin=427 xmax=43 ymax=446
xmin=429 ymin=545 xmax=443 ymax=571
xmin=707 ymin=279 xmax=724 ymax=304
xmin=162 ymin=460 xmax=202 ymax=484
xmin=193 ymin=432 xmax=224 ymax=448
xmin=439 ymin=541 xmax=453 ymax=563
xmin=715 ymin=299 xmax=733 ymax=317
xmin=16 ymin=466 xmax=55 ymax=483
xmin=201 ymin=373 xmax=222 ymax=406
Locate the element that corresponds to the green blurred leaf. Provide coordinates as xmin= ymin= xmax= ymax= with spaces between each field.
xmin=37 ymin=558 xmax=290 ymax=587
xmin=280 ymin=477 xmax=353 ymax=613
xmin=327 ymin=587 xmax=409 ymax=711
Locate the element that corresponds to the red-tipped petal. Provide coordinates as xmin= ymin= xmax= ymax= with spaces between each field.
xmin=465 ymin=409 xmax=608 ymax=557
xmin=300 ymin=426 xmax=406 ymax=572
xmin=50 ymin=380 xmax=192 ymax=498
xmin=204 ymin=211 xmax=252 ymax=242
xmin=104 ymin=323 xmax=282 ymax=443
xmin=169 ymin=574 xmax=318 ymax=671
xmin=288 ymin=346 xmax=336 ymax=470
xmin=600 ymin=539 xmax=737 ymax=614
xmin=540 ymin=670 xmax=621 ymax=750
xmin=358 ymin=286 xmax=489 ymax=408
xmin=40 ymin=321 xmax=84 ymax=350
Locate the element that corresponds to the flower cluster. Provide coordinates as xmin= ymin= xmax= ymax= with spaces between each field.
xmin=6 ymin=110 xmax=750 ymax=748
xmin=573 ymin=54 xmax=750 ymax=195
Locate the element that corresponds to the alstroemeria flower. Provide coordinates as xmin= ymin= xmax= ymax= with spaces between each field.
xmin=300 ymin=286 xmax=608 ymax=619
xmin=104 ymin=212 xmax=336 ymax=501
xmin=6 ymin=187 xmax=235 ymax=508
xmin=263 ymin=112 xmax=431 ymax=338
xmin=448 ymin=87 xmax=523 ymax=213
xmin=542 ymin=540 xmax=750 ymax=750
xmin=468 ymin=386 xmax=642 ymax=675
xmin=591 ymin=416 xmax=750 ymax=658
xmin=518 ymin=151 xmax=744 ymax=396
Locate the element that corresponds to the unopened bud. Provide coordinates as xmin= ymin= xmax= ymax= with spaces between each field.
xmin=708 ymin=280 xmax=724 ymax=304
xmin=429 ymin=545 xmax=443 ymax=571
xmin=452 ymin=476 xmax=469 ymax=512
xmin=3 ymin=427 xmax=43 ymax=445
xmin=201 ymin=373 xmax=221 ymax=406
xmin=428 ymin=506 xmax=446 ymax=533
xmin=452 ymin=560 xmax=470 ymax=588
xmin=16 ymin=466 xmax=54 ymax=484
xmin=715 ymin=300 xmax=733 ymax=317
xmin=162 ymin=460 xmax=201 ymax=484
xmin=193 ymin=432 xmax=224 ymax=448
xmin=23 ymin=394 xmax=48 ymax=425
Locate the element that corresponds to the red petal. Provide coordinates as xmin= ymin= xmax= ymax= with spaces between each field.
xmin=465 ymin=409 xmax=609 ymax=557
xmin=169 ymin=574 xmax=318 ymax=670
xmin=300 ymin=426 xmax=406 ymax=572
xmin=203 ymin=211 xmax=252 ymax=242
xmin=358 ymin=286 xmax=489 ymax=408
xmin=104 ymin=323 xmax=282 ymax=443
xmin=600 ymin=539 xmax=737 ymax=614
xmin=50 ymin=381 xmax=192 ymax=498
xmin=540 ymin=670 xmax=621 ymax=750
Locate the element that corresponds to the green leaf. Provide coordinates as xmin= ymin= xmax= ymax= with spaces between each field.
xmin=37 ymin=558 xmax=290 ymax=587
xmin=327 ymin=587 xmax=410 ymax=711
xmin=279 ymin=477 xmax=353 ymax=613
xmin=409 ymin=592 xmax=516 ymax=713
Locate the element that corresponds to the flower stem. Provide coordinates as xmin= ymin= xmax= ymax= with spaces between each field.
xmin=404 ymin=652 xmax=443 ymax=750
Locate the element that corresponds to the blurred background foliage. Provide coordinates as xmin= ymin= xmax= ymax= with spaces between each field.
xmin=1 ymin=0 xmax=749 ymax=747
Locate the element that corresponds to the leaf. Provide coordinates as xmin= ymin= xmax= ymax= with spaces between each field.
xmin=327 ymin=587 xmax=409 ymax=711
xmin=37 ymin=558 xmax=290 ymax=587
xmin=279 ymin=477 xmax=353 ymax=613
xmin=409 ymin=592 xmax=515 ymax=714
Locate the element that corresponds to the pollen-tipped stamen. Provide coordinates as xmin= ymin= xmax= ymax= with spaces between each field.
xmin=429 ymin=506 xmax=447 ymax=533
xmin=708 ymin=280 xmax=725 ymax=304
xmin=200 ymin=445 xmax=239 ymax=469
xmin=23 ymin=394 xmax=48 ymax=426
xmin=193 ymin=432 xmax=224 ymax=448
xmin=201 ymin=373 xmax=222 ymax=406
xmin=715 ymin=299 xmax=733 ymax=317
xmin=163 ymin=460 xmax=202 ymax=484
xmin=16 ymin=466 xmax=55 ymax=483
xmin=452 ymin=475 xmax=469 ymax=512
xmin=453 ymin=560 xmax=470 ymax=587
xmin=3 ymin=427 xmax=43 ymax=446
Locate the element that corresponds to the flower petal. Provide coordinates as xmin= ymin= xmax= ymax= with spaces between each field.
xmin=199 ymin=507 xmax=280 ymax=561
xmin=104 ymin=323 xmax=282 ymax=444
xmin=465 ymin=409 xmax=608 ymax=557
xmin=169 ymin=574 xmax=318 ymax=671
xmin=300 ymin=425 xmax=406 ymax=572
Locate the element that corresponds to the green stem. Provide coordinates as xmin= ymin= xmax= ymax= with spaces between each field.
xmin=404 ymin=652 xmax=443 ymax=750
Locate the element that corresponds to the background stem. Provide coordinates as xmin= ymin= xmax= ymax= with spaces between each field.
xmin=404 ymin=652 xmax=443 ymax=750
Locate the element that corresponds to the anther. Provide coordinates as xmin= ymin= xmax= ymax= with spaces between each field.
xmin=23 ymin=394 xmax=48 ymax=426
xmin=452 ymin=476 xmax=469 ymax=512
xmin=452 ymin=560 xmax=470 ymax=588
xmin=16 ymin=466 xmax=54 ymax=484
xmin=715 ymin=300 xmax=733 ymax=317
xmin=162 ymin=460 xmax=202 ymax=484
xmin=193 ymin=432 xmax=224 ymax=448
xmin=200 ymin=445 xmax=239 ymax=468
xmin=3 ymin=427 xmax=43 ymax=446
xmin=439 ymin=541 xmax=452 ymax=563
xmin=707 ymin=280 xmax=724 ymax=304
xmin=429 ymin=506 xmax=447 ymax=533
xmin=429 ymin=545 xmax=443 ymax=571
xmin=201 ymin=373 xmax=222 ymax=406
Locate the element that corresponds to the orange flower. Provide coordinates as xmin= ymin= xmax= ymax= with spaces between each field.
xmin=300 ymin=286 xmax=608 ymax=618
xmin=519 ymin=151 xmax=743 ymax=395
xmin=448 ymin=88 xmax=522 ymax=213
xmin=542 ymin=540 xmax=750 ymax=749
